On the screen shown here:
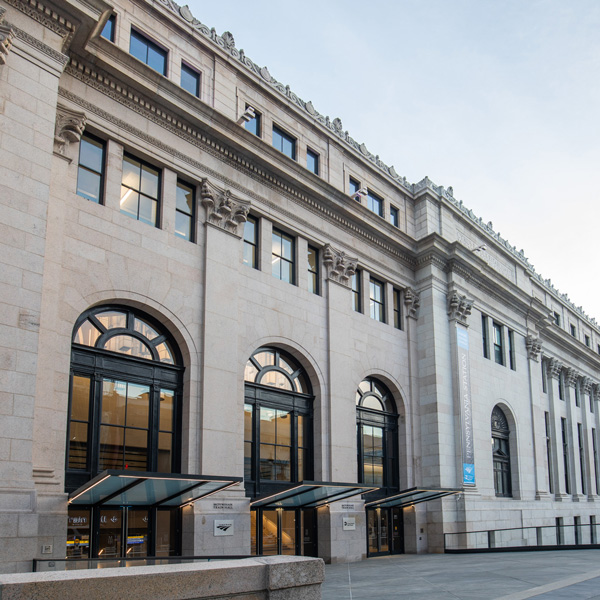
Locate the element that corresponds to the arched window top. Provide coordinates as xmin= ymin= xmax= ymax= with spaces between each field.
xmin=356 ymin=377 xmax=396 ymax=414
xmin=244 ymin=347 xmax=310 ymax=394
xmin=72 ymin=306 xmax=179 ymax=366
xmin=491 ymin=406 xmax=509 ymax=434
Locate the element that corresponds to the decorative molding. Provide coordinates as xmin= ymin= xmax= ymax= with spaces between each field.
xmin=54 ymin=103 xmax=86 ymax=154
xmin=491 ymin=406 xmax=509 ymax=432
xmin=546 ymin=357 xmax=563 ymax=380
xmin=593 ymin=384 xmax=600 ymax=398
xmin=200 ymin=179 xmax=249 ymax=236
xmin=322 ymin=244 xmax=357 ymax=287
xmin=0 ymin=23 xmax=14 ymax=65
xmin=404 ymin=288 xmax=421 ymax=319
xmin=447 ymin=291 xmax=473 ymax=324
xmin=11 ymin=25 xmax=69 ymax=66
xmin=581 ymin=377 xmax=593 ymax=396
xmin=564 ymin=367 xmax=579 ymax=388
xmin=525 ymin=336 xmax=543 ymax=362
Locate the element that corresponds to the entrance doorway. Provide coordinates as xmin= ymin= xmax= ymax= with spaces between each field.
xmin=251 ymin=508 xmax=317 ymax=556
xmin=367 ymin=507 xmax=403 ymax=556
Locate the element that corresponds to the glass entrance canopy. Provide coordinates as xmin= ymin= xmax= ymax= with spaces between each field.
xmin=364 ymin=486 xmax=460 ymax=509
xmin=69 ymin=470 xmax=242 ymax=507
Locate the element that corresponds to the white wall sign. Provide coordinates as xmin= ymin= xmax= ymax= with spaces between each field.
xmin=214 ymin=519 xmax=234 ymax=536
xmin=342 ymin=517 xmax=356 ymax=531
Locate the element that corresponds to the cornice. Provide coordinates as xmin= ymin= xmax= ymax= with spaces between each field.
xmin=10 ymin=23 xmax=69 ymax=65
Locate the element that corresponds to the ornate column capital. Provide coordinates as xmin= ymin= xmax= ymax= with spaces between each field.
xmin=546 ymin=357 xmax=563 ymax=380
xmin=404 ymin=288 xmax=421 ymax=319
xmin=54 ymin=104 xmax=86 ymax=155
xmin=525 ymin=336 xmax=543 ymax=362
xmin=447 ymin=291 xmax=473 ymax=325
xmin=581 ymin=376 xmax=593 ymax=396
xmin=201 ymin=179 xmax=249 ymax=236
xmin=564 ymin=367 xmax=579 ymax=388
xmin=322 ymin=244 xmax=357 ymax=287
xmin=0 ymin=23 xmax=14 ymax=65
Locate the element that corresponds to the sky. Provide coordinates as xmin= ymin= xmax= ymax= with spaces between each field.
xmin=186 ymin=0 xmax=600 ymax=322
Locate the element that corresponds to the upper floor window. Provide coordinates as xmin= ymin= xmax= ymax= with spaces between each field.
xmin=482 ymin=315 xmax=489 ymax=359
xmin=77 ymin=133 xmax=105 ymax=204
xmin=307 ymin=148 xmax=319 ymax=175
xmin=120 ymin=154 xmax=161 ymax=227
xmin=367 ymin=190 xmax=383 ymax=217
xmin=307 ymin=246 xmax=319 ymax=295
xmin=585 ymin=335 xmax=591 ymax=347
xmin=553 ymin=312 xmax=561 ymax=326
xmin=130 ymin=29 xmax=167 ymax=75
xmin=369 ymin=278 xmax=385 ymax=322
xmin=244 ymin=106 xmax=261 ymax=137
xmin=393 ymin=289 xmax=402 ymax=330
xmin=175 ymin=179 xmax=195 ymax=241
xmin=349 ymin=177 xmax=361 ymax=200
xmin=351 ymin=271 xmax=362 ymax=313
xmin=508 ymin=330 xmax=516 ymax=371
xmin=243 ymin=216 xmax=259 ymax=269
xmin=272 ymin=125 xmax=296 ymax=160
xmin=493 ymin=322 xmax=504 ymax=365
xmin=101 ymin=14 xmax=115 ymax=42
xmin=389 ymin=205 xmax=399 ymax=227
xmin=180 ymin=63 xmax=200 ymax=97
xmin=491 ymin=406 xmax=512 ymax=497
xmin=570 ymin=324 xmax=577 ymax=337
xmin=272 ymin=228 xmax=294 ymax=284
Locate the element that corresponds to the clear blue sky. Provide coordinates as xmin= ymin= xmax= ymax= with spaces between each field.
xmin=187 ymin=0 xmax=600 ymax=322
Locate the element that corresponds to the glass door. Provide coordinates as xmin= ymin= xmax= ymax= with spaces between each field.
xmin=367 ymin=507 xmax=404 ymax=556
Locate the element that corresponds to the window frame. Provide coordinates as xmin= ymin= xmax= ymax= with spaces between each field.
xmin=174 ymin=178 xmax=196 ymax=242
xmin=100 ymin=14 xmax=116 ymax=42
xmin=120 ymin=153 xmax=162 ymax=227
xmin=508 ymin=329 xmax=516 ymax=371
xmin=561 ymin=417 xmax=570 ymax=494
xmin=491 ymin=406 xmax=512 ymax=498
xmin=307 ymin=245 xmax=319 ymax=295
xmin=482 ymin=315 xmax=489 ymax=359
xmin=243 ymin=215 xmax=259 ymax=270
xmin=351 ymin=271 xmax=362 ymax=313
xmin=306 ymin=148 xmax=319 ymax=176
xmin=393 ymin=288 xmax=402 ymax=330
xmin=366 ymin=189 xmax=384 ymax=217
xmin=271 ymin=228 xmax=295 ymax=285
xmin=272 ymin=125 xmax=296 ymax=160
xmin=349 ymin=177 xmax=361 ymax=200
xmin=180 ymin=62 xmax=201 ymax=97
xmin=369 ymin=277 xmax=385 ymax=323
xmin=244 ymin=105 xmax=261 ymax=138
xmin=389 ymin=205 xmax=399 ymax=227
xmin=129 ymin=28 xmax=168 ymax=76
xmin=77 ymin=132 xmax=106 ymax=204
xmin=492 ymin=321 xmax=504 ymax=366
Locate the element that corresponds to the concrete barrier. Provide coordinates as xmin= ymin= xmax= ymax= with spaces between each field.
xmin=0 ymin=555 xmax=324 ymax=600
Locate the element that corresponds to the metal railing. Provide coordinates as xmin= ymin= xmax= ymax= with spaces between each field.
xmin=444 ymin=523 xmax=600 ymax=553
xmin=33 ymin=555 xmax=255 ymax=572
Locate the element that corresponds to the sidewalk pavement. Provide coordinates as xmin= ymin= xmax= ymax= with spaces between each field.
xmin=322 ymin=549 xmax=600 ymax=599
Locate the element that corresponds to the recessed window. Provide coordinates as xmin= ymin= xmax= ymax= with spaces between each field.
xmin=180 ymin=63 xmax=200 ymax=97
xmin=493 ymin=322 xmax=504 ymax=365
xmin=554 ymin=312 xmax=561 ymax=326
xmin=244 ymin=106 xmax=261 ymax=137
xmin=393 ymin=289 xmax=402 ymax=330
xmin=585 ymin=335 xmax=590 ymax=347
xmin=175 ymin=180 xmax=195 ymax=241
xmin=367 ymin=190 xmax=383 ymax=216
xmin=272 ymin=125 xmax=296 ymax=160
xmin=508 ymin=330 xmax=516 ymax=371
xmin=492 ymin=406 xmax=512 ymax=497
xmin=272 ymin=228 xmax=295 ymax=284
xmin=130 ymin=29 xmax=167 ymax=75
xmin=77 ymin=133 xmax=105 ymax=204
xmin=351 ymin=271 xmax=362 ymax=313
xmin=120 ymin=154 xmax=161 ymax=227
xmin=482 ymin=315 xmax=489 ymax=359
xmin=389 ymin=205 xmax=399 ymax=227
xmin=570 ymin=324 xmax=577 ymax=337
xmin=243 ymin=216 xmax=259 ymax=269
xmin=349 ymin=177 xmax=361 ymax=200
xmin=101 ymin=14 xmax=115 ymax=42
xmin=558 ymin=372 xmax=565 ymax=400
xmin=369 ymin=278 xmax=385 ymax=323
xmin=307 ymin=246 xmax=319 ymax=295
xmin=306 ymin=148 xmax=319 ymax=175
xmin=575 ymin=383 xmax=580 ymax=407
xmin=562 ymin=418 xmax=570 ymax=493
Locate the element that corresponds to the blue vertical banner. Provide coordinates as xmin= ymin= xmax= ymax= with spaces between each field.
xmin=456 ymin=324 xmax=475 ymax=485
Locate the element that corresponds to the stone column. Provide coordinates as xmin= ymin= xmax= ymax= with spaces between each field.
xmin=564 ymin=368 xmax=584 ymax=501
xmin=581 ymin=377 xmax=596 ymax=499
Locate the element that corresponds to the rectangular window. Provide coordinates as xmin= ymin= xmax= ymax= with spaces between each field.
xmin=272 ymin=125 xmax=296 ymax=160
xmin=130 ymin=29 xmax=167 ymax=75
xmin=244 ymin=106 xmax=261 ymax=137
xmin=554 ymin=312 xmax=561 ymax=326
xmin=369 ymin=278 xmax=385 ymax=323
xmin=306 ymin=148 xmax=319 ymax=175
xmin=175 ymin=180 xmax=195 ymax=241
xmin=482 ymin=315 xmax=489 ymax=359
xmin=578 ymin=423 xmax=586 ymax=495
xmin=367 ymin=190 xmax=383 ymax=216
xmin=351 ymin=271 xmax=361 ymax=313
xmin=101 ymin=14 xmax=115 ymax=42
xmin=592 ymin=430 xmax=600 ymax=495
xmin=393 ymin=289 xmax=402 ymax=330
xmin=349 ymin=177 xmax=361 ymax=200
xmin=558 ymin=372 xmax=565 ymax=400
xmin=493 ymin=322 xmax=504 ymax=365
xmin=570 ymin=324 xmax=577 ymax=337
xmin=542 ymin=360 xmax=547 ymax=393
xmin=545 ymin=412 xmax=553 ymax=494
xmin=180 ymin=63 xmax=200 ymax=97
xmin=243 ymin=216 xmax=259 ymax=269
xmin=556 ymin=517 xmax=564 ymax=545
xmin=389 ymin=205 xmax=399 ymax=227
xmin=562 ymin=418 xmax=570 ymax=494
xmin=307 ymin=246 xmax=319 ymax=295
xmin=575 ymin=516 xmax=581 ymax=545
xmin=120 ymin=154 xmax=161 ymax=226
xmin=77 ymin=133 xmax=105 ymax=204
xmin=575 ymin=384 xmax=580 ymax=407
xmin=585 ymin=335 xmax=590 ymax=347
xmin=508 ymin=329 xmax=516 ymax=371
xmin=272 ymin=228 xmax=295 ymax=284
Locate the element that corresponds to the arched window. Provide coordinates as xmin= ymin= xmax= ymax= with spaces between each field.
xmin=243 ymin=347 xmax=313 ymax=497
xmin=356 ymin=378 xmax=398 ymax=491
xmin=66 ymin=306 xmax=184 ymax=492
xmin=492 ymin=406 xmax=512 ymax=497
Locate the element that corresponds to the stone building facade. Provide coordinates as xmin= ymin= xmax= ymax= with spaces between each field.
xmin=1 ymin=0 xmax=600 ymax=573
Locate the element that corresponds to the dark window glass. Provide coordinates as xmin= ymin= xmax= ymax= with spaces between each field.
xmin=175 ymin=180 xmax=194 ymax=241
xmin=585 ymin=335 xmax=590 ymax=347
xmin=244 ymin=107 xmax=261 ymax=137
xmin=272 ymin=125 xmax=296 ymax=160
xmin=351 ymin=271 xmax=361 ymax=313
xmin=493 ymin=322 xmax=504 ymax=365
xmin=180 ymin=63 xmax=200 ymax=97
xmin=369 ymin=278 xmax=385 ymax=323
xmin=562 ymin=417 xmax=570 ymax=494
xmin=491 ymin=406 xmax=512 ymax=497
xmin=272 ymin=229 xmax=295 ymax=284
xmin=77 ymin=133 xmax=105 ymax=203
xmin=570 ymin=324 xmax=577 ymax=337
xmin=542 ymin=361 xmax=547 ymax=393
xmin=243 ymin=216 xmax=258 ymax=269
xmin=482 ymin=315 xmax=489 ymax=359
xmin=389 ymin=205 xmax=399 ymax=227
xmin=553 ymin=312 xmax=561 ymax=326
xmin=545 ymin=412 xmax=553 ymax=493
xmin=575 ymin=384 xmax=580 ymax=407
xmin=101 ymin=14 xmax=115 ymax=42
xmin=120 ymin=154 xmax=160 ymax=227
xmin=558 ymin=372 xmax=565 ymax=400
xmin=367 ymin=190 xmax=383 ymax=216
xmin=393 ymin=289 xmax=402 ymax=330
xmin=349 ymin=177 xmax=360 ymax=200
xmin=593 ymin=430 xmax=600 ymax=495
xmin=306 ymin=148 xmax=319 ymax=175
xmin=578 ymin=424 xmax=586 ymax=495
xmin=130 ymin=29 xmax=167 ymax=75
xmin=508 ymin=330 xmax=515 ymax=371
xmin=307 ymin=246 xmax=319 ymax=295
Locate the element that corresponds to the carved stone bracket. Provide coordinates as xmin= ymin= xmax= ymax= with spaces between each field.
xmin=525 ymin=336 xmax=543 ymax=362
xmin=201 ymin=178 xmax=249 ymax=236
xmin=0 ymin=23 xmax=14 ymax=65
xmin=54 ymin=104 xmax=86 ymax=154
xmin=593 ymin=384 xmax=600 ymax=399
xmin=404 ymin=288 xmax=421 ymax=319
xmin=546 ymin=357 xmax=563 ymax=380
xmin=322 ymin=244 xmax=357 ymax=287
xmin=447 ymin=291 xmax=473 ymax=324
xmin=564 ymin=367 xmax=579 ymax=388
xmin=581 ymin=377 xmax=593 ymax=396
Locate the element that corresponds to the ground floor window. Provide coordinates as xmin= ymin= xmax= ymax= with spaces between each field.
xmin=250 ymin=508 xmax=317 ymax=557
